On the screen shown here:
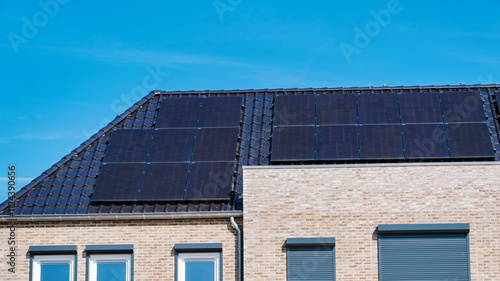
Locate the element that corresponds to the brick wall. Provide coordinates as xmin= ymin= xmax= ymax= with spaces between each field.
xmin=243 ymin=163 xmax=500 ymax=280
xmin=0 ymin=218 xmax=241 ymax=280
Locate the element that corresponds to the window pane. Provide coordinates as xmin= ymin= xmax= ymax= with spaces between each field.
xmin=40 ymin=264 xmax=70 ymax=281
xmin=185 ymin=261 xmax=215 ymax=281
xmin=97 ymin=262 xmax=126 ymax=281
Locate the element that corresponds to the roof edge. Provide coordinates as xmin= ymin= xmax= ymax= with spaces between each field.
xmin=154 ymin=84 xmax=500 ymax=95
xmin=0 ymin=211 xmax=242 ymax=222
xmin=243 ymin=161 xmax=500 ymax=170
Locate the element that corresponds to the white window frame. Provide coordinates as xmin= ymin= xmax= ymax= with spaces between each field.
xmin=177 ymin=252 xmax=221 ymax=281
xmin=32 ymin=255 xmax=75 ymax=281
xmin=88 ymin=254 xmax=132 ymax=281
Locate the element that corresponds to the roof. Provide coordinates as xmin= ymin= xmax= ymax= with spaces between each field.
xmin=2 ymin=84 xmax=500 ymax=216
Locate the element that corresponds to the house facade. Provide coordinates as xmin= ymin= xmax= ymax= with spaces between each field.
xmin=1 ymin=85 xmax=500 ymax=280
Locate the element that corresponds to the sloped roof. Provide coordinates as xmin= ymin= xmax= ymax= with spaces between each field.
xmin=2 ymin=84 xmax=500 ymax=216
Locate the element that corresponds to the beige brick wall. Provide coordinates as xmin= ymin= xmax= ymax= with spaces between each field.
xmin=243 ymin=163 xmax=500 ymax=280
xmin=0 ymin=217 xmax=241 ymax=281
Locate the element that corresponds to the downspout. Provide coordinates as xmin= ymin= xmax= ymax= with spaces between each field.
xmin=230 ymin=216 xmax=242 ymax=281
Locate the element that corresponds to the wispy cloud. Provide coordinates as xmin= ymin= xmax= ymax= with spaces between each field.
xmin=0 ymin=177 xmax=33 ymax=183
xmin=28 ymin=45 xmax=254 ymax=68
xmin=0 ymin=133 xmax=60 ymax=143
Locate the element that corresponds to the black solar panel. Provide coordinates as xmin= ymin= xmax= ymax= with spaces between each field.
xmin=271 ymin=126 xmax=315 ymax=161
xmin=192 ymin=128 xmax=239 ymax=161
xmin=403 ymin=124 xmax=449 ymax=158
xmin=316 ymin=125 xmax=359 ymax=160
xmin=148 ymin=129 xmax=196 ymax=162
xmin=138 ymin=163 xmax=189 ymax=200
xmin=156 ymin=97 xmax=201 ymax=128
xmin=184 ymin=162 xmax=235 ymax=200
xmin=92 ymin=163 xmax=145 ymax=201
xmin=274 ymin=95 xmax=315 ymax=126
xmin=399 ymin=93 xmax=443 ymax=123
xmin=441 ymin=91 xmax=486 ymax=123
xmin=358 ymin=93 xmax=400 ymax=124
xmin=316 ymin=94 xmax=357 ymax=125
xmin=198 ymin=97 xmax=242 ymax=127
xmin=103 ymin=130 xmax=153 ymax=163
xmin=359 ymin=124 xmax=404 ymax=159
xmin=446 ymin=122 xmax=494 ymax=158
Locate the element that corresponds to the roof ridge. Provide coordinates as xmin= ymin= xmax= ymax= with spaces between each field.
xmin=154 ymin=84 xmax=500 ymax=95
xmin=0 ymin=91 xmax=158 ymax=213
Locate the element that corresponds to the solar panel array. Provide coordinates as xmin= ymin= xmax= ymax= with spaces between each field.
xmin=92 ymin=96 xmax=242 ymax=202
xmin=271 ymin=91 xmax=494 ymax=162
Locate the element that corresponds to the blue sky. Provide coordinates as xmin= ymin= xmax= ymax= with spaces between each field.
xmin=1 ymin=0 xmax=499 ymax=203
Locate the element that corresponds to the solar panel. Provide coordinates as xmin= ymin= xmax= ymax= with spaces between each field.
xmin=138 ymin=163 xmax=189 ymax=200
xmin=316 ymin=125 xmax=359 ymax=160
xmin=441 ymin=91 xmax=486 ymax=123
xmin=184 ymin=162 xmax=235 ymax=199
xmin=358 ymin=93 xmax=400 ymax=124
xmin=274 ymin=95 xmax=315 ymax=126
xmin=316 ymin=94 xmax=357 ymax=125
xmin=402 ymin=124 xmax=449 ymax=158
xmin=148 ymin=129 xmax=196 ymax=162
xmin=156 ymin=97 xmax=201 ymax=128
xmin=271 ymin=126 xmax=315 ymax=161
xmin=446 ymin=122 xmax=494 ymax=158
xmin=103 ymin=130 xmax=153 ymax=163
xmin=359 ymin=124 xmax=404 ymax=159
xmin=192 ymin=128 xmax=239 ymax=161
xmin=399 ymin=93 xmax=443 ymax=123
xmin=198 ymin=96 xmax=243 ymax=127
xmin=92 ymin=163 xmax=145 ymax=201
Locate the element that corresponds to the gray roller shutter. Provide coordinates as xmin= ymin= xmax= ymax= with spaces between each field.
xmin=286 ymin=238 xmax=335 ymax=281
xmin=378 ymin=224 xmax=470 ymax=281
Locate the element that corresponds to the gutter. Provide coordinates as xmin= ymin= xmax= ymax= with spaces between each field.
xmin=0 ymin=211 xmax=242 ymax=223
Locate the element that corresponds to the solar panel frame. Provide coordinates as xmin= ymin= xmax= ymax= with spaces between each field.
xmin=184 ymin=161 xmax=235 ymax=200
xmin=198 ymin=96 xmax=243 ymax=128
xmin=103 ymin=130 xmax=153 ymax=163
xmin=156 ymin=97 xmax=201 ymax=128
xmin=399 ymin=92 xmax=443 ymax=123
xmin=274 ymin=95 xmax=315 ymax=126
xmin=316 ymin=94 xmax=358 ymax=125
xmin=358 ymin=93 xmax=400 ymax=124
xmin=441 ymin=91 xmax=486 ymax=123
xmin=148 ymin=129 xmax=196 ymax=162
xmin=138 ymin=163 xmax=189 ymax=200
xmin=316 ymin=125 xmax=359 ymax=160
xmin=359 ymin=124 xmax=404 ymax=159
xmin=271 ymin=126 xmax=315 ymax=161
xmin=445 ymin=122 xmax=494 ymax=158
xmin=402 ymin=124 xmax=449 ymax=159
xmin=192 ymin=127 xmax=240 ymax=161
xmin=92 ymin=163 xmax=145 ymax=202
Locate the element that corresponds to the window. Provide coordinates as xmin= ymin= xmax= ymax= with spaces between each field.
xmin=378 ymin=223 xmax=470 ymax=281
xmin=86 ymin=244 xmax=133 ymax=281
xmin=174 ymin=243 xmax=222 ymax=281
xmin=29 ymin=246 xmax=77 ymax=281
xmin=286 ymin=237 xmax=336 ymax=281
